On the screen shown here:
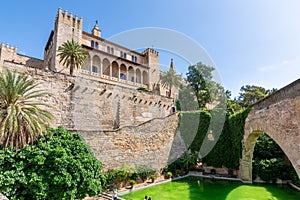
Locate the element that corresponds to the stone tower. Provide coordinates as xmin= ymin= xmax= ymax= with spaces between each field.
xmin=44 ymin=8 xmax=83 ymax=73
xmin=0 ymin=43 xmax=18 ymax=68
xmin=142 ymin=48 xmax=160 ymax=93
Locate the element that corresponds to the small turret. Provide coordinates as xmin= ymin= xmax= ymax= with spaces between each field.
xmin=92 ymin=20 xmax=101 ymax=38
xmin=170 ymin=58 xmax=175 ymax=70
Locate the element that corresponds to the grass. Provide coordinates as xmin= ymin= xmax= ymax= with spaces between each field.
xmin=121 ymin=177 xmax=300 ymax=200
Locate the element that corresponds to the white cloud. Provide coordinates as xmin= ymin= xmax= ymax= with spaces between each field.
xmin=254 ymin=57 xmax=300 ymax=90
xmin=258 ymin=57 xmax=300 ymax=73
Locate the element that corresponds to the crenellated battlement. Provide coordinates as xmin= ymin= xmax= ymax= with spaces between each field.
xmin=56 ymin=8 xmax=82 ymax=30
xmin=0 ymin=42 xmax=18 ymax=52
xmin=142 ymin=48 xmax=159 ymax=57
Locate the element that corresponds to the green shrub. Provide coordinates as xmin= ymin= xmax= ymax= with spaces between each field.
xmin=102 ymin=169 xmax=117 ymax=190
xmin=137 ymin=87 xmax=151 ymax=93
xmin=253 ymin=158 xmax=286 ymax=182
xmin=136 ymin=165 xmax=156 ymax=182
xmin=164 ymin=151 xmax=198 ymax=175
xmin=0 ymin=127 xmax=104 ymax=200
xmin=103 ymin=165 xmax=156 ymax=189
xmin=252 ymin=133 xmax=293 ymax=183
xmin=129 ymin=180 xmax=136 ymax=187
xmin=150 ymin=174 xmax=156 ymax=182
xmin=290 ymin=169 xmax=300 ymax=187
xmin=166 ymin=172 xmax=172 ymax=179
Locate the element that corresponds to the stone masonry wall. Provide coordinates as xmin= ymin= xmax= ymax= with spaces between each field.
xmin=0 ymin=44 xmax=44 ymax=69
xmin=0 ymin=65 xmax=180 ymax=169
xmin=81 ymin=113 xmax=186 ymax=170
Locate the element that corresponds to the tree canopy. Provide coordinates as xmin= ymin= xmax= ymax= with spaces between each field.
xmin=161 ymin=68 xmax=181 ymax=97
xmin=186 ymin=62 xmax=223 ymax=109
xmin=0 ymin=127 xmax=105 ymax=200
xmin=58 ymin=39 xmax=88 ymax=76
xmin=226 ymin=85 xmax=277 ymax=113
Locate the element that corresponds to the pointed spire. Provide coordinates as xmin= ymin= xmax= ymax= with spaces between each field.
xmin=170 ymin=58 xmax=174 ymax=70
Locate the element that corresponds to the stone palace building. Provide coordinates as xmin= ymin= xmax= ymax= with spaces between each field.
xmin=1 ymin=8 xmax=178 ymax=99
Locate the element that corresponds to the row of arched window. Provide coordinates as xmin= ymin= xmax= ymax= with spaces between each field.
xmin=91 ymin=40 xmax=99 ymax=49
xmin=90 ymin=40 xmax=137 ymax=63
xmin=82 ymin=55 xmax=148 ymax=85
xmin=131 ymin=55 xmax=137 ymax=62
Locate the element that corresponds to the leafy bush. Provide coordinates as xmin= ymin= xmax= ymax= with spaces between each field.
xmin=253 ymin=158 xmax=287 ymax=182
xmin=102 ymin=169 xmax=117 ymax=190
xmin=129 ymin=180 xmax=136 ymax=187
xmin=165 ymin=172 xmax=172 ymax=179
xmin=137 ymin=87 xmax=151 ymax=93
xmin=252 ymin=133 xmax=294 ymax=183
xmin=290 ymin=169 xmax=300 ymax=187
xmin=150 ymin=174 xmax=156 ymax=182
xmin=0 ymin=127 xmax=104 ymax=200
xmin=136 ymin=165 xmax=156 ymax=182
xmin=102 ymin=165 xmax=156 ymax=189
xmin=164 ymin=151 xmax=198 ymax=175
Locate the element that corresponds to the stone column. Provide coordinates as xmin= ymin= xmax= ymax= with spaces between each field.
xmin=110 ymin=65 xmax=112 ymax=78
xmin=241 ymin=148 xmax=253 ymax=182
xmin=133 ymin=69 xmax=136 ymax=83
xmin=90 ymin=56 xmax=93 ymax=74
xmin=118 ymin=66 xmax=120 ymax=81
xmin=99 ymin=62 xmax=102 ymax=76
xmin=141 ymin=70 xmax=143 ymax=85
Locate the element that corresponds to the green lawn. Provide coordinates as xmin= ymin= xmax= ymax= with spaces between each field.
xmin=121 ymin=177 xmax=300 ymax=200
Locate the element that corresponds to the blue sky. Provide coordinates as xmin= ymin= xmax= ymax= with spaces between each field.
xmin=1 ymin=0 xmax=299 ymax=97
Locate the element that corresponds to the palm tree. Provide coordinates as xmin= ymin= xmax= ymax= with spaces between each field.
xmin=0 ymin=69 xmax=53 ymax=150
xmin=57 ymin=39 xmax=88 ymax=76
xmin=161 ymin=68 xmax=181 ymax=97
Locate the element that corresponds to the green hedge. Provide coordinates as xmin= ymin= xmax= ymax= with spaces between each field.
xmin=204 ymin=109 xmax=250 ymax=169
xmin=179 ymin=109 xmax=250 ymax=170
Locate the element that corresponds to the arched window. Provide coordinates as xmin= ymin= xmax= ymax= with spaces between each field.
xmin=92 ymin=66 xmax=98 ymax=73
xmin=102 ymin=58 xmax=110 ymax=76
xmin=92 ymin=55 xmax=101 ymax=74
xmin=91 ymin=41 xmax=94 ymax=48
xmin=124 ymin=52 xmax=127 ymax=59
xmin=120 ymin=51 xmax=123 ymax=58
xmin=107 ymin=46 xmax=110 ymax=53
xmin=128 ymin=66 xmax=134 ymax=82
xmin=82 ymin=54 xmax=91 ymax=71
xmin=120 ymin=73 xmax=126 ymax=80
xmin=112 ymin=61 xmax=119 ymax=78
xmin=95 ymin=42 xmax=99 ymax=49
xmin=111 ymin=48 xmax=114 ymax=55
xmin=120 ymin=64 xmax=127 ymax=80
xmin=132 ymin=55 xmax=134 ymax=62
xmin=142 ymin=71 xmax=148 ymax=85
xmin=136 ymin=69 xmax=141 ymax=83
xmin=134 ymin=56 xmax=137 ymax=62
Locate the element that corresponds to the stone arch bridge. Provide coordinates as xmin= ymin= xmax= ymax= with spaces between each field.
xmin=241 ymin=79 xmax=300 ymax=182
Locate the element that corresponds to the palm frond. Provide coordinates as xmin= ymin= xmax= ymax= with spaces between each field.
xmin=0 ymin=69 xmax=54 ymax=149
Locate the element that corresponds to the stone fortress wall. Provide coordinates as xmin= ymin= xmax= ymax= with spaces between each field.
xmin=0 ymin=62 xmax=183 ymax=169
xmin=0 ymin=43 xmax=44 ymax=69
